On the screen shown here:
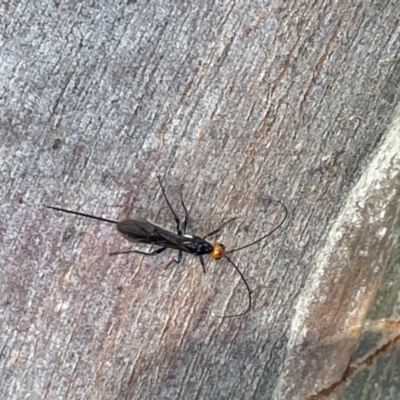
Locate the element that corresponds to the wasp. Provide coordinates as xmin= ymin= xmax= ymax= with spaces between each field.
xmin=47 ymin=176 xmax=288 ymax=317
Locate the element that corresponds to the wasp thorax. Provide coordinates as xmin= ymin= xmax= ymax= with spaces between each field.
xmin=210 ymin=243 xmax=226 ymax=259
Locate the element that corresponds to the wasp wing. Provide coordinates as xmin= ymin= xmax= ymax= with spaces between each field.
xmin=116 ymin=218 xmax=193 ymax=251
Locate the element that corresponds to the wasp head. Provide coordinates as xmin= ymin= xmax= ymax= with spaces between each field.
xmin=210 ymin=243 xmax=226 ymax=259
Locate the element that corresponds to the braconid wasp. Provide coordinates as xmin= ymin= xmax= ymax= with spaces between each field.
xmin=47 ymin=176 xmax=288 ymax=317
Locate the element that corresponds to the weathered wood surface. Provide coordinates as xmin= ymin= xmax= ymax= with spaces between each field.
xmin=1 ymin=1 xmax=400 ymax=399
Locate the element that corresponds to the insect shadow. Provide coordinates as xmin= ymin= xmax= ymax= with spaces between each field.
xmin=47 ymin=176 xmax=288 ymax=318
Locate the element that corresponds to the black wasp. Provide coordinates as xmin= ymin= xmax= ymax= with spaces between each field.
xmin=47 ymin=176 xmax=288 ymax=317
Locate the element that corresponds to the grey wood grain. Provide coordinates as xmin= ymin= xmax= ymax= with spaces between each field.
xmin=1 ymin=1 xmax=399 ymax=399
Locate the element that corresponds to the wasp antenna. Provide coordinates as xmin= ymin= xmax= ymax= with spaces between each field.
xmin=215 ymin=254 xmax=252 ymax=318
xmin=46 ymin=205 xmax=118 ymax=225
xmin=226 ymin=199 xmax=288 ymax=254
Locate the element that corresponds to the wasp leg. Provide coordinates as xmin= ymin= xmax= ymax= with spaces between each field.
xmin=109 ymin=247 xmax=167 ymax=256
xmin=164 ymin=250 xmax=183 ymax=269
xmin=199 ymin=255 xmax=206 ymax=274
xmin=179 ymin=184 xmax=189 ymax=234
xmin=203 ymin=217 xmax=236 ymax=239
xmin=158 ymin=176 xmax=182 ymax=235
